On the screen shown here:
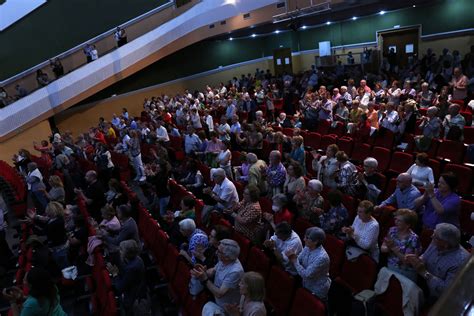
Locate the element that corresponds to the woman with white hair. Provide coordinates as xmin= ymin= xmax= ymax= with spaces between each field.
xmin=285 ymin=227 xmax=331 ymax=300
xmin=178 ymin=218 xmax=209 ymax=264
xmin=417 ymin=82 xmax=434 ymax=108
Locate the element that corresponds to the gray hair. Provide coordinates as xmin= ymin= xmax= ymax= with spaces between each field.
xmin=179 ymin=218 xmax=196 ymax=232
xmin=27 ymin=162 xmax=38 ymax=170
xmin=308 ymin=179 xmax=323 ymax=192
xmin=211 ymin=168 xmax=226 ymax=178
xmin=364 ymin=157 xmax=378 ymax=169
xmin=435 ymin=223 xmax=460 ymax=248
xmin=219 ymin=239 xmax=240 ymax=261
xmin=421 ymin=82 xmax=429 ymax=88
xmin=119 ymin=239 xmax=140 ymax=259
xmin=427 ymin=106 xmax=438 ymax=116
xmin=305 ymin=227 xmax=326 ymax=243
xmin=272 ymin=193 xmax=288 ymax=206
xmin=246 ymin=153 xmax=258 ymax=164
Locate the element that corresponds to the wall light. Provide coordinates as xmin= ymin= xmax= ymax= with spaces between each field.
xmin=251 ymin=33 xmax=257 ymax=38
xmin=229 ymin=37 xmax=233 ymax=41
xmin=379 ymin=10 xmax=386 ymax=15
xmin=275 ymin=30 xmax=280 ymax=34
xmin=301 ymin=25 xmax=307 ymax=29
xmin=326 ymin=21 xmax=331 ymax=25
xmin=352 ymin=16 xmax=357 ymax=20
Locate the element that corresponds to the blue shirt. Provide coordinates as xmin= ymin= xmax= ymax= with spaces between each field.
xmin=381 ymin=185 xmax=421 ymax=210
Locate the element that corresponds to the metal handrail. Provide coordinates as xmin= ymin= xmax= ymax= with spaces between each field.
xmin=0 ymin=0 xmax=175 ymax=86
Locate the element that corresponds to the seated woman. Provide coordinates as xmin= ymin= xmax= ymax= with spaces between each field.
xmin=105 ymin=178 xmax=128 ymax=208
xmin=294 ymin=180 xmax=325 ymax=225
xmin=224 ymin=271 xmax=267 ymax=316
xmin=406 ymin=153 xmax=435 ymax=187
xmin=177 ymin=218 xmax=208 ymax=265
xmin=28 ymin=201 xmax=69 ymax=269
xmin=98 ymin=205 xmax=121 ymax=234
xmin=42 ymin=175 xmax=65 ymax=204
xmin=2 ymin=267 xmax=67 ymax=316
xmin=285 ymin=227 xmax=331 ymax=300
xmin=381 ymin=209 xmax=421 ymax=281
xmin=414 ymin=172 xmax=461 ymax=230
xmin=225 ymin=184 xmax=263 ymax=244
xmin=319 ymin=190 xmax=349 ymax=235
xmin=234 ymin=152 xmax=251 ymax=183
xmin=283 ymin=162 xmax=306 ymax=202
xmin=263 ymin=193 xmax=293 ymax=230
xmin=335 ymin=151 xmax=359 ymax=195
xmin=353 ymin=113 xmax=371 ymax=143
xmin=342 ymin=200 xmax=380 ymax=262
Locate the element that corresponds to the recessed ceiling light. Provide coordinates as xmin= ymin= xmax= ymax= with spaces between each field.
xmin=379 ymin=10 xmax=386 ymax=15
xmin=326 ymin=21 xmax=331 ymax=25
xmin=413 ymin=4 xmax=416 ymax=7
xmin=275 ymin=30 xmax=280 ymax=34
xmin=251 ymin=34 xmax=257 ymax=38
xmin=229 ymin=37 xmax=233 ymax=41
xmin=352 ymin=16 xmax=357 ymax=20
xmin=301 ymin=25 xmax=307 ymax=29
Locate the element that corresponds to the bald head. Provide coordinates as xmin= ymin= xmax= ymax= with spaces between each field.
xmin=397 ymin=173 xmax=412 ymax=190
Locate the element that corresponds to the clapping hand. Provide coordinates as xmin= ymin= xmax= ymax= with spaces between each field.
xmin=424 ymin=182 xmax=435 ymax=197
xmin=106 ymin=262 xmax=119 ymax=277
xmin=224 ymin=303 xmax=240 ymax=316
xmin=284 ymin=248 xmax=298 ymax=262
xmin=405 ymin=254 xmax=426 ymax=274
xmin=2 ymin=286 xmax=23 ymax=302
xmin=263 ymin=239 xmax=275 ymax=249
xmin=341 ymin=226 xmax=354 ymax=237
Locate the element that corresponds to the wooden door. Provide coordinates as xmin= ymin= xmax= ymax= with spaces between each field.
xmin=380 ymin=27 xmax=419 ymax=69
xmin=273 ymin=48 xmax=293 ymax=76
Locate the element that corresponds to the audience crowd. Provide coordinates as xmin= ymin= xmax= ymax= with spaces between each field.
xmin=1 ymin=46 xmax=473 ymax=315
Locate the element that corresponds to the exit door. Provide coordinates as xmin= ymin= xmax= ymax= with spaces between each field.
xmin=273 ymin=48 xmax=293 ymax=76
xmin=379 ymin=27 xmax=419 ymax=70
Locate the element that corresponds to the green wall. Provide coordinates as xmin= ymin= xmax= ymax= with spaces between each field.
xmin=0 ymin=0 xmax=168 ymax=80
xmin=82 ymin=0 xmax=473 ymax=103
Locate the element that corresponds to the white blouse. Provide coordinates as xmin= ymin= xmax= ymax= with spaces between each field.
xmin=406 ymin=164 xmax=434 ymax=186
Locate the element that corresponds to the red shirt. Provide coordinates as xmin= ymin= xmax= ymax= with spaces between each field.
xmin=274 ymin=208 xmax=293 ymax=224
xmin=95 ymin=131 xmax=107 ymax=144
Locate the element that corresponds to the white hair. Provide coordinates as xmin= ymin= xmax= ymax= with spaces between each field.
xmin=364 ymin=157 xmax=378 ymax=169
xmin=219 ymin=239 xmax=240 ymax=261
xmin=179 ymin=218 xmax=196 ymax=232
xmin=308 ymin=179 xmax=323 ymax=192
xmin=211 ymin=168 xmax=226 ymax=178
xmin=435 ymin=223 xmax=460 ymax=248
xmin=246 ymin=153 xmax=258 ymax=164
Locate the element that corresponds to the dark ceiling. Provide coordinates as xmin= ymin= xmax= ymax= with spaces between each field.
xmin=210 ymin=0 xmax=439 ymax=41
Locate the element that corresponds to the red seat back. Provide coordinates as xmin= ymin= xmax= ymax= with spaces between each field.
xmin=460 ymin=200 xmax=474 ymax=235
xmin=436 ymin=140 xmax=465 ymax=164
xmin=371 ymin=146 xmax=391 ymax=172
xmin=375 ymin=275 xmax=404 ymax=316
xmin=443 ymin=164 xmax=472 ymax=195
xmin=289 ymin=287 xmax=326 ymax=316
xmin=338 ymin=255 xmax=377 ymax=294
xmin=323 ymin=234 xmax=345 ymax=278
xmin=266 ymin=266 xmax=296 ymax=316
xmin=388 ymin=152 xmax=414 ymax=174
xmin=246 ymin=246 xmax=272 ymax=279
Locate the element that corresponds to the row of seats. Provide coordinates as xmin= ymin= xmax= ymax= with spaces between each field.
xmin=0 ymin=160 xmax=27 ymax=217
xmin=127 ymin=177 xmax=409 ymax=316
xmin=77 ymin=196 xmax=118 ymax=316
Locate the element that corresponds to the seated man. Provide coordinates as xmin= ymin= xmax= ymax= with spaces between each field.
xmin=191 ymin=239 xmax=244 ymax=316
xmin=406 ymin=223 xmax=469 ymax=304
xmin=74 ymin=170 xmax=106 ymax=221
xmin=376 ymin=173 xmax=421 ymax=211
xmin=202 ymin=168 xmax=239 ymax=223
xmin=264 ymin=222 xmax=303 ymax=275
